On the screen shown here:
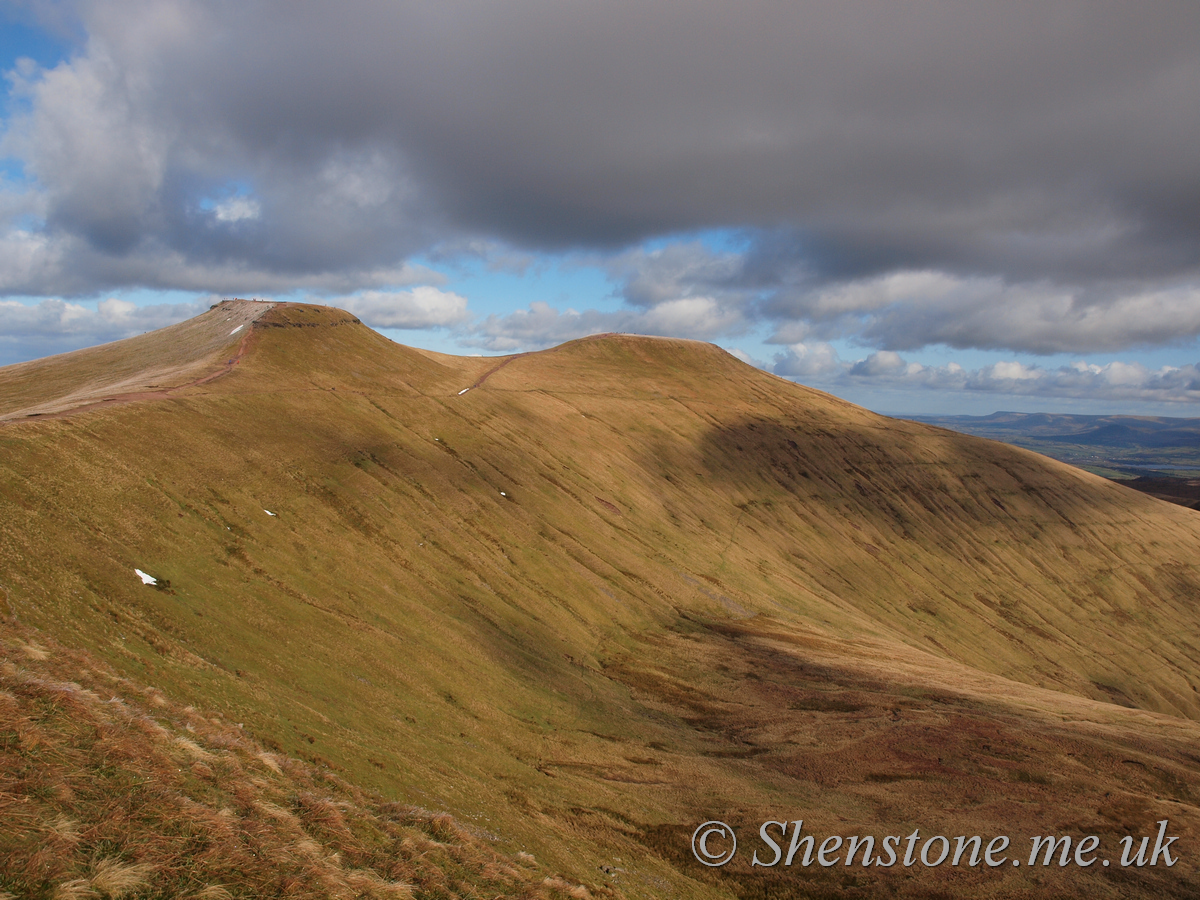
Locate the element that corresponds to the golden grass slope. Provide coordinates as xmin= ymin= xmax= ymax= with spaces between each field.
xmin=0 ymin=622 xmax=597 ymax=900
xmin=0 ymin=299 xmax=277 ymax=422
xmin=3 ymin=300 xmax=1200 ymax=898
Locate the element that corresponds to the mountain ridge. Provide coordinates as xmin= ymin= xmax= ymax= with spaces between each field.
xmin=4 ymin=300 xmax=1200 ymax=898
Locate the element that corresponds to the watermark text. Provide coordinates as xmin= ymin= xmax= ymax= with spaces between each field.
xmin=690 ymin=819 xmax=1179 ymax=870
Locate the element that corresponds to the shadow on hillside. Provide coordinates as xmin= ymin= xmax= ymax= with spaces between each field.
xmin=609 ymin=615 xmax=1200 ymax=900
xmin=689 ymin=414 xmax=1111 ymax=522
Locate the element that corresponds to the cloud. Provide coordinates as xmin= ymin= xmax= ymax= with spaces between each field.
xmin=0 ymin=15 xmax=439 ymax=293
xmin=597 ymin=241 xmax=1200 ymax=356
xmin=467 ymin=295 xmax=745 ymax=352
xmin=0 ymin=0 xmax=1195 ymax=303
xmin=771 ymin=345 xmax=1200 ymax=405
xmin=211 ymin=196 xmax=260 ymax=223
xmin=772 ymin=341 xmax=843 ymax=379
xmin=334 ymin=287 xmax=469 ymax=329
xmin=456 ymin=239 xmax=759 ymax=351
xmin=849 ymin=350 xmax=908 ymax=378
xmin=0 ymin=224 xmax=439 ymax=296
xmin=762 ymin=270 xmax=1200 ymax=355
xmin=639 ymin=296 xmax=744 ymax=337
xmin=0 ymin=295 xmax=207 ymax=364
xmin=847 ymin=277 xmax=1200 ymax=355
xmin=604 ymin=242 xmax=750 ymax=309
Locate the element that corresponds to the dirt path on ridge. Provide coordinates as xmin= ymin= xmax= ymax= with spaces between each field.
xmin=1 ymin=324 xmax=261 ymax=426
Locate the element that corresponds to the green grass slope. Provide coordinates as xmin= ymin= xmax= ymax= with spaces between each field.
xmin=3 ymin=301 xmax=1200 ymax=898
xmin=0 ymin=624 xmax=596 ymax=900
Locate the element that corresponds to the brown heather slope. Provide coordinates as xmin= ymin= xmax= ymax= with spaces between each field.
xmin=2 ymin=300 xmax=1200 ymax=898
xmin=0 ymin=623 xmax=595 ymax=900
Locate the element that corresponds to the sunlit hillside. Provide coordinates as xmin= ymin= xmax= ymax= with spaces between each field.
xmin=0 ymin=624 xmax=591 ymax=900
xmin=3 ymin=300 xmax=1199 ymax=899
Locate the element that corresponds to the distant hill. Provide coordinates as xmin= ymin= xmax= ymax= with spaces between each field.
xmin=3 ymin=301 xmax=1200 ymax=899
xmin=909 ymin=410 xmax=1200 ymax=454
xmin=908 ymin=411 xmax=1200 ymax=508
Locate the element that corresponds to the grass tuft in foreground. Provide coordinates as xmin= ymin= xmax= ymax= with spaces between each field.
xmin=0 ymin=622 xmax=606 ymax=900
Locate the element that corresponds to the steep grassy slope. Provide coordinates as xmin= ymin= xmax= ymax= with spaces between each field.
xmin=3 ymin=301 xmax=1200 ymax=898
xmin=0 ymin=299 xmax=275 ymax=422
xmin=0 ymin=623 xmax=595 ymax=900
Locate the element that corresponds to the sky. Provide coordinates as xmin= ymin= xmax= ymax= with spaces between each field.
xmin=1 ymin=1 xmax=1198 ymax=417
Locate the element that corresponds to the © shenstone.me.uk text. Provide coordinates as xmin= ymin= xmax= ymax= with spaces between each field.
xmin=690 ymin=819 xmax=1179 ymax=870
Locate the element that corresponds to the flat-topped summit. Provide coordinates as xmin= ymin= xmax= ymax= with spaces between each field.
xmin=253 ymin=302 xmax=361 ymax=328
xmin=0 ymin=301 xmax=377 ymax=422
xmin=0 ymin=298 xmax=276 ymax=421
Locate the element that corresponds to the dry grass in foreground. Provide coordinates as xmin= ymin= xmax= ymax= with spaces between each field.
xmin=0 ymin=622 xmax=606 ymax=900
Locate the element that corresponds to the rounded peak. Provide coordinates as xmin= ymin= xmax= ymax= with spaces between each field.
xmin=535 ymin=330 xmax=752 ymax=378
xmin=560 ymin=331 xmax=723 ymax=351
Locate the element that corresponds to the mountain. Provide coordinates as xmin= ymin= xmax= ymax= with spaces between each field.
xmin=908 ymin=411 xmax=1200 ymax=511
xmin=909 ymin=411 xmax=1200 ymax=467
xmin=910 ymin=411 xmax=1200 ymax=444
xmin=3 ymin=300 xmax=1200 ymax=899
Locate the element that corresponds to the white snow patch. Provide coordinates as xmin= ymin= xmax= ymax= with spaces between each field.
xmin=264 ymin=509 xmax=276 ymax=516
xmin=458 ymin=388 xmax=471 ymax=395
xmin=230 ymin=324 xmax=243 ymax=335
xmin=135 ymin=568 xmax=157 ymax=585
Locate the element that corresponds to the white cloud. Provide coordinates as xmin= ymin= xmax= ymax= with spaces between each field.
xmin=467 ymin=294 xmax=748 ymax=353
xmin=0 ymin=1 xmax=1194 ymax=349
xmin=639 ymin=296 xmax=743 ymax=336
xmin=469 ymin=302 xmax=616 ymax=352
xmin=0 ymin=0 xmax=1195 ymax=384
xmin=0 ymin=296 xmax=207 ymax=364
xmin=806 ymin=270 xmax=969 ymax=317
xmin=3 ymin=38 xmax=172 ymax=252
xmin=604 ymin=242 xmax=748 ymax=309
xmin=317 ymin=151 xmax=402 ymax=210
xmin=97 ymin=296 xmax=137 ymax=320
xmin=603 ymin=243 xmax=1200 ymax=359
xmin=453 ymin=241 xmax=756 ymax=352
xmin=335 ymin=286 xmax=469 ymax=329
xmin=211 ymin=196 xmax=260 ymax=222
xmin=988 ymin=361 xmax=1040 ymax=382
xmin=772 ymin=341 xmax=843 ymax=379
xmin=726 ymin=347 xmax=762 ymax=367
xmin=850 ymin=350 xmax=908 ymax=377
xmin=773 ymin=345 xmax=1200 ymax=405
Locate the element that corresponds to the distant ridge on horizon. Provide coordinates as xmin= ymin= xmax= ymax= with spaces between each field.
xmin=909 ymin=409 xmax=1200 ymax=481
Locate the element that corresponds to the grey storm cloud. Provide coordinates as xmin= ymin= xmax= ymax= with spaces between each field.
xmin=1 ymin=0 xmax=1198 ymax=356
